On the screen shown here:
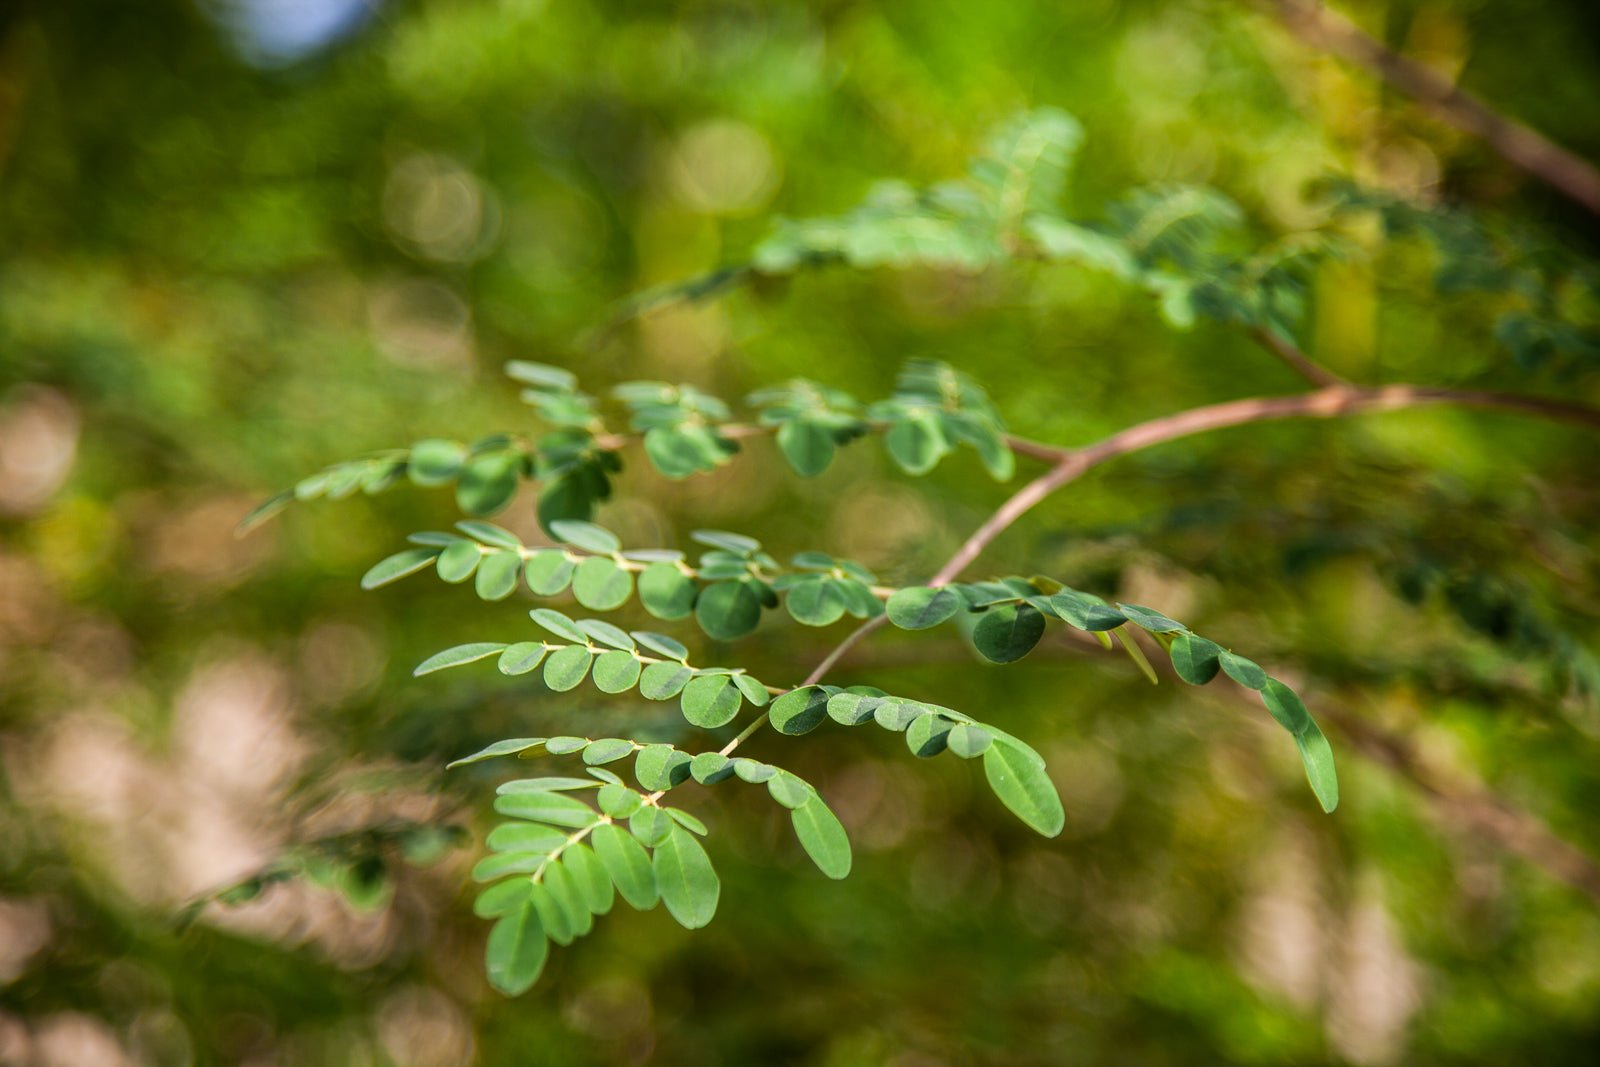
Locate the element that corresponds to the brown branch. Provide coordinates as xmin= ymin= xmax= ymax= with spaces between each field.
xmin=1248 ymin=326 xmax=1350 ymax=387
xmin=1266 ymin=0 xmax=1600 ymax=216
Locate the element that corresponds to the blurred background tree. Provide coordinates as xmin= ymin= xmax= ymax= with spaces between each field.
xmin=1 ymin=0 xmax=1598 ymax=1064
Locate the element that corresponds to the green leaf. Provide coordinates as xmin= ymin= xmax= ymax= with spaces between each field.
xmin=1116 ymin=629 xmax=1160 ymax=686
xmin=456 ymin=451 xmax=521 ymax=516
xmin=435 ymin=540 xmax=482 ymax=583
xmin=597 ymin=783 xmax=644 ymax=818
xmin=1170 ymin=633 xmax=1222 ymax=685
xmin=590 ymin=823 xmax=658 ymax=910
xmin=633 ymin=631 xmax=689 ymax=661
xmin=872 ymin=698 xmax=922 ymax=732
xmin=506 ymin=360 xmax=578 ymax=390
xmin=361 ymin=548 xmax=441 ymax=590
xmin=973 ymin=603 xmax=1046 ymax=663
xmin=456 ymin=520 xmax=522 ymax=550
xmin=408 ymin=438 xmax=467 ymax=486
xmin=1047 ymin=590 xmax=1126 ymax=631
xmin=982 ymin=738 xmax=1065 ymax=837
xmin=905 ymin=713 xmax=952 ymax=757
xmin=638 ymin=563 xmax=697 ymax=620
xmin=1220 ymin=650 xmax=1269 ymax=690
xmin=634 ymin=744 xmax=693 ymax=791
xmin=572 ymin=557 xmax=633 ymax=611
xmin=785 ymin=576 xmax=847 ymax=627
xmin=691 ymin=530 xmax=760 ymax=555
xmin=690 ymin=752 xmax=735 ymax=785
xmin=629 ymin=807 xmax=674 ymax=847
xmin=653 ymin=824 xmax=720 ymax=929
xmin=549 ymin=520 xmax=620 ymax=555
xmin=766 ymin=770 xmax=813 ymax=810
xmin=472 ymin=851 xmax=546 ymax=881
xmin=665 ymin=807 xmax=708 ymax=835
xmin=582 ymin=738 xmax=636 ymax=765
xmin=473 ymin=877 xmax=533 ymax=919
xmin=447 ymin=737 xmax=546 ymax=768
xmin=946 ymin=722 xmax=992 ymax=758
xmin=415 ymin=643 xmax=507 ymax=676
xmin=790 ymin=794 xmax=852 ymax=879
xmin=680 ymin=674 xmax=743 ymax=729
xmin=731 ymin=672 xmax=771 ymax=707
xmin=485 ymin=898 xmax=547 ymax=996
xmin=1295 ymin=720 xmax=1340 ymax=813
xmin=474 ymin=551 xmax=523 ymax=601
xmin=562 ymin=843 xmax=615 ymax=916
xmin=643 ymin=425 xmax=705 ymax=478
xmin=542 ymin=861 xmax=592 ymax=937
xmin=1117 ymin=603 xmax=1186 ymax=634
xmin=695 ymin=580 xmax=763 ymax=640
xmin=544 ymin=736 xmax=588 ymax=755
xmin=885 ymin=412 xmax=948 ymax=475
xmin=776 ymin=418 xmax=836 ymax=477
xmin=578 ymin=619 xmax=635 ymax=650
xmin=591 ymin=650 xmax=643 ymax=694
xmin=494 ymin=791 xmax=596 ymax=828
xmin=638 ymin=661 xmax=694 ymax=701
xmin=542 ymin=646 xmax=593 ymax=692
xmin=529 ymin=883 xmax=575 ymax=946
xmin=529 ymin=608 xmax=587 ymax=643
xmin=523 ymin=550 xmax=576 ymax=596
xmin=886 ymin=586 xmax=963 ymax=630
xmin=769 ymin=686 xmax=831 ymax=736
xmin=1261 ymin=679 xmax=1313 ymax=735
xmin=495 ymin=777 xmax=601 ymax=794
xmin=484 ymin=824 xmax=567 ymax=853
xmin=827 ymin=686 xmax=886 ymax=726
xmin=498 ymin=642 xmax=548 ymax=676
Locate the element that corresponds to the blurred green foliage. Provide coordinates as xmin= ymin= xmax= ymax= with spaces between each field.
xmin=2 ymin=0 xmax=1599 ymax=1063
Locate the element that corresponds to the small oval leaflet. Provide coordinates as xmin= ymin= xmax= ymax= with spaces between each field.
xmin=1219 ymin=650 xmax=1269 ymax=690
xmin=695 ymin=580 xmax=763 ymax=641
xmin=790 ymin=794 xmax=852 ymax=879
xmin=769 ymin=686 xmax=831 ymax=735
xmin=549 ymin=520 xmax=621 ymax=555
xmin=590 ymin=823 xmax=658 ymax=911
xmin=638 ymin=563 xmax=697 ymax=620
xmin=415 ymin=643 xmax=507 ymax=676
xmin=982 ymin=737 xmax=1065 ymax=837
xmin=572 ymin=557 xmax=633 ymax=611
xmin=485 ymin=899 xmax=547 ymax=996
xmin=680 ymin=674 xmax=743 ymax=729
xmin=973 ymin=602 xmax=1047 ymax=663
xmin=886 ymin=586 xmax=964 ymax=630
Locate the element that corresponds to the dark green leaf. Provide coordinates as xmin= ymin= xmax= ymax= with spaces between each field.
xmin=776 ymin=418 xmax=836 ymax=477
xmin=634 ymin=745 xmax=693 ymax=791
xmin=590 ymin=823 xmax=658 ymax=910
xmin=691 ymin=530 xmax=761 ymax=555
xmin=1295 ymin=720 xmax=1340 ymax=813
xmin=690 ymin=752 xmax=734 ymax=784
xmin=494 ymin=791 xmax=596 ymax=828
xmin=785 ymin=576 xmax=846 ymax=627
xmin=905 ymin=713 xmax=952 ymax=757
xmin=885 ymin=412 xmax=947 ymax=475
xmin=456 ymin=520 xmax=522 ymax=550
xmin=597 ymin=783 xmax=644 ymax=818
xmin=562 ymin=843 xmax=615 ymax=916
xmin=1117 ymin=603 xmax=1186 ymax=633
xmin=1261 ymin=679 xmax=1312 ymax=735
xmin=582 ymin=738 xmax=636 ymax=765
xmin=456 ymin=451 xmax=521 ymax=515
xmin=973 ymin=603 xmax=1046 ymax=663
xmin=529 ymin=608 xmax=587 ymax=643
xmin=695 ymin=580 xmax=763 ymax=640
xmin=633 ymin=631 xmax=689 ymax=661
xmin=629 ymin=806 xmax=674 ymax=847
xmin=766 ymin=770 xmax=813 ymax=809
xmin=1047 ymin=590 xmax=1126 ymax=631
xmin=485 ymin=898 xmax=547 ymax=996
xmin=827 ymin=686 xmax=885 ymax=726
xmin=638 ymin=662 xmax=694 ymax=700
xmin=680 ymin=674 xmax=743 ymax=729
xmin=474 ymin=878 xmax=533 ymax=919
xmin=653 ymin=824 xmax=720 ymax=929
xmin=1220 ymin=650 xmax=1269 ymax=690
xmin=484 ymin=824 xmax=567 ymax=853
xmin=495 ymin=777 xmax=601 ymax=794
xmin=731 ymin=672 xmax=771 ymax=707
xmin=769 ymin=685 xmax=831 ymax=735
xmin=578 ymin=619 xmax=635 ymax=650
xmin=1170 ymin=633 xmax=1222 ymax=685
xmin=886 ymin=586 xmax=963 ymax=630
xmin=790 ymin=794 xmax=852 ymax=879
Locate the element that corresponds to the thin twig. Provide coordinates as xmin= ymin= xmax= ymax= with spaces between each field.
xmin=1266 ymin=0 xmax=1600 ymax=216
xmin=1248 ymin=326 xmax=1350 ymax=387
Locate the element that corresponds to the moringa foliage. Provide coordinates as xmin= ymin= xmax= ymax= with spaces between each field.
xmin=245 ymin=348 xmax=1337 ymax=993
